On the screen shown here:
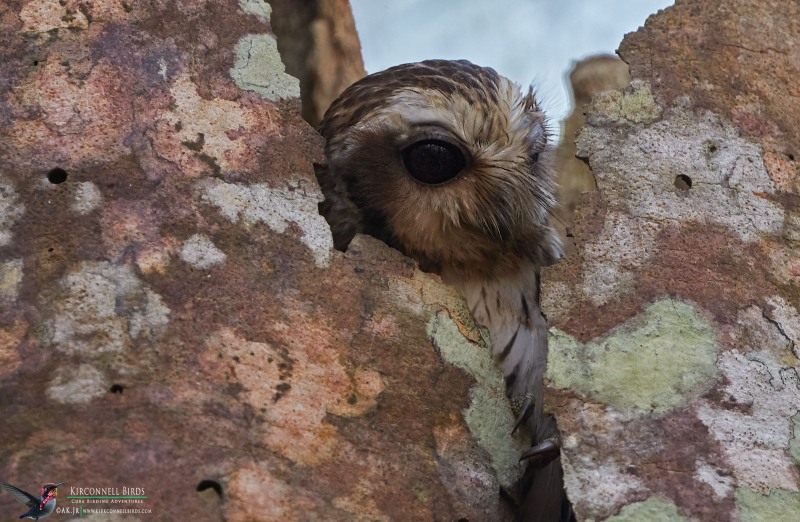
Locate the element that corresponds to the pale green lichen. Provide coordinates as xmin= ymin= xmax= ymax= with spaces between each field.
xmin=548 ymin=298 xmax=718 ymax=417
xmin=618 ymin=81 xmax=662 ymax=123
xmin=0 ymin=259 xmax=23 ymax=302
xmin=736 ymin=488 xmax=800 ymax=522
xmin=606 ymin=497 xmax=688 ymax=522
xmin=426 ymin=311 xmax=526 ymax=488
xmin=239 ymin=0 xmax=271 ymax=22
xmin=230 ymin=34 xmax=299 ymax=100
xmin=587 ymin=79 xmax=662 ymax=125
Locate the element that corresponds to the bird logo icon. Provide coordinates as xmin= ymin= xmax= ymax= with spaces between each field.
xmin=2 ymin=481 xmax=64 ymax=520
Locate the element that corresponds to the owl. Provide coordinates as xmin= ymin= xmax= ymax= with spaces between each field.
xmin=317 ymin=59 xmax=572 ymax=522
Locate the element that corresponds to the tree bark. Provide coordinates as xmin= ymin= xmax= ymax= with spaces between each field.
xmin=542 ymin=1 xmax=800 ymax=520
xmin=0 ymin=1 xmax=518 ymax=520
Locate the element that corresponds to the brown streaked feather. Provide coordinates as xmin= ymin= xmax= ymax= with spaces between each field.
xmin=320 ymin=60 xmax=504 ymax=140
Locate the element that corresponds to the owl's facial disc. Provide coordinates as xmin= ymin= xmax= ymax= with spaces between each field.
xmin=400 ymin=138 xmax=468 ymax=185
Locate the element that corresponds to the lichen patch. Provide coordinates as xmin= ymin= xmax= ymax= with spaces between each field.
xmin=0 ymin=259 xmax=23 ymax=302
xmin=47 ymin=364 xmax=108 ymax=404
xmin=580 ymin=211 xmax=660 ymax=306
xmin=790 ymin=412 xmax=800 ymax=466
xmin=576 ymin=83 xmax=786 ymax=305
xmin=582 ymin=93 xmax=785 ymax=243
xmin=585 ymin=80 xmax=662 ymax=126
xmin=227 ymin=464 xmax=317 ymax=520
xmin=548 ymin=298 xmax=719 ymax=417
xmin=735 ymin=487 xmax=800 ymax=522
xmin=230 ymin=34 xmax=300 ymax=100
xmin=693 ymin=302 xmax=800 ymax=492
xmin=696 ymin=305 xmax=800 ymax=492
xmin=200 ymin=178 xmax=333 ymax=267
xmin=695 ymin=460 xmax=735 ymax=499
xmin=427 ymin=311 xmax=526 ymax=488
xmin=19 ymin=0 xmax=89 ymax=33
xmin=562 ymin=458 xmax=648 ymax=518
xmin=0 ymin=175 xmax=24 ymax=247
xmin=42 ymin=261 xmax=170 ymax=355
xmin=71 ymin=181 xmax=102 ymax=215
xmin=180 ymin=234 xmax=227 ymax=269
xmin=157 ymin=74 xmax=263 ymax=177
xmin=238 ymin=0 xmax=271 ymax=22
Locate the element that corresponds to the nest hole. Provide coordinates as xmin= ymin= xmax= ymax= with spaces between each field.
xmin=674 ymin=174 xmax=692 ymax=190
xmin=197 ymin=480 xmax=223 ymax=498
xmin=47 ymin=168 xmax=68 ymax=184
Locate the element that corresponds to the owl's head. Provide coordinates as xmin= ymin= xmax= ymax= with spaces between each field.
xmin=319 ymin=60 xmax=560 ymax=277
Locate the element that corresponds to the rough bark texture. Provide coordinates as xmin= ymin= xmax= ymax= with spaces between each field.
xmin=542 ymin=1 xmax=800 ymax=520
xmin=0 ymin=1 xmax=521 ymax=520
xmin=271 ymin=0 xmax=366 ymax=128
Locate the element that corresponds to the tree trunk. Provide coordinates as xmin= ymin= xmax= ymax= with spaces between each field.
xmin=0 ymin=1 xmax=518 ymax=520
xmin=543 ymin=1 xmax=800 ymax=520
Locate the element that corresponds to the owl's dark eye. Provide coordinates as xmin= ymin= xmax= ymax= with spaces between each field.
xmin=401 ymin=139 xmax=466 ymax=185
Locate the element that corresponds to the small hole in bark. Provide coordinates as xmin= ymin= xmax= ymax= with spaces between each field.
xmin=457 ymin=518 xmax=469 ymax=522
xmin=674 ymin=174 xmax=692 ymax=190
xmin=33 ymin=60 xmax=39 ymax=66
xmin=789 ymin=153 xmax=796 ymax=162
xmin=197 ymin=480 xmax=223 ymax=498
xmin=47 ymin=168 xmax=68 ymax=184
xmin=110 ymin=384 xmax=124 ymax=394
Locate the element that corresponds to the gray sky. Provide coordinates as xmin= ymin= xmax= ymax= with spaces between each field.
xmin=349 ymin=0 xmax=674 ymax=121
